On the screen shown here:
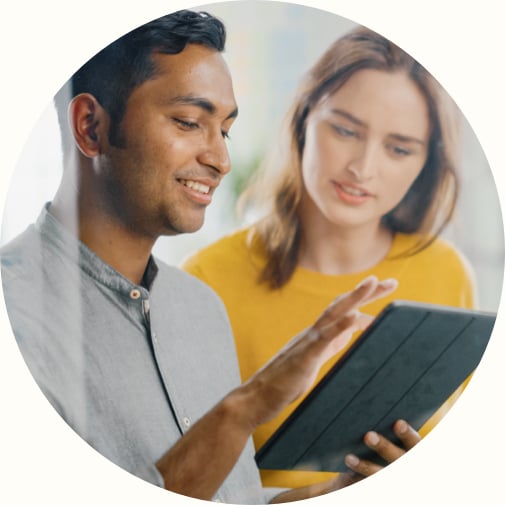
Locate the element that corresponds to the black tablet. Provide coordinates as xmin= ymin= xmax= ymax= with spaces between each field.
xmin=255 ymin=301 xmax=496 ymax=472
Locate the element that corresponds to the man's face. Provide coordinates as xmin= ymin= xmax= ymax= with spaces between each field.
xmin=96 ymin=44 xmax=238 ymax=239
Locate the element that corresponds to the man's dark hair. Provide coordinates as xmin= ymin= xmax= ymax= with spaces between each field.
xmin=56 ymin=9 xmax=226 ymax=149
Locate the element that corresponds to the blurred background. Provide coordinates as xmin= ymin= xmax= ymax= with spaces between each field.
xmin=1 ymin=0 xmax=503 ymax=311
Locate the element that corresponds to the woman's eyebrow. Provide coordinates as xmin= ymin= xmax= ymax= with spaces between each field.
xmin=331 ymin=108 xmax=425 ymax=145
xmin=389 ymin=133 xmax=426 ymax=146
xmin=330 ymin=108 xmax=365 ymax=126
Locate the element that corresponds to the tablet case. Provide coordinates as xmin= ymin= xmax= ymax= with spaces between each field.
xmin=255 ymin=301 xmax=496 ymax=472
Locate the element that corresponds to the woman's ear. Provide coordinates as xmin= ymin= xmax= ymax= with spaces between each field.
xmin=69 ymin=93 xmax=107 ymax=157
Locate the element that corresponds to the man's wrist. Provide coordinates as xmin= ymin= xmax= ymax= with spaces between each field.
xmin=221 ymin=382 xmax=264 ymax=434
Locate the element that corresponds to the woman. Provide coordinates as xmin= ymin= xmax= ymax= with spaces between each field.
xmin=182 ymin=26 xmax=475 ymax=489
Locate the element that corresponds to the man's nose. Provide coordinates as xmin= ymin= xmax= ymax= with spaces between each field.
xmin=197 ymin=131 xmax=231 ymax=176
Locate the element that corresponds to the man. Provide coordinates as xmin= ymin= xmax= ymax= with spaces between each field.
xmin=0 ymin=10 xmax=417 ymax=503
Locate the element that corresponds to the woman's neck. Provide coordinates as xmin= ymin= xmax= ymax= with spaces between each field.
xmin=298 ymin=209 xmax=393 ymax=276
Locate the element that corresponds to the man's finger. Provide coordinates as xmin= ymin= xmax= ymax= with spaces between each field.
xmin=302 ymin=312 xmax=360 ymax=363
xmin=344 ymin=454 xmax=383 ymax=477
xmin=363 ymin=430 xmax=404 ymax=463
xmin=361 ymin=278 xmax=398 ymax=305
xmin=393 ymin=419 xmax=421 ymax=450
xmin=315 ymin=277 xmax=398 ymax=333
xmin=314 ymin=276 xmax=379 ymax=331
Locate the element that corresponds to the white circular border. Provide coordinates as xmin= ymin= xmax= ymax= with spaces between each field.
xmin=1 ymin=1 xmax=503 ymax=504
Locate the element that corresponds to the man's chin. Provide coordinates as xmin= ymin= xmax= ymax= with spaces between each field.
xmin=162 ymin=217 xmax=206 ymax=237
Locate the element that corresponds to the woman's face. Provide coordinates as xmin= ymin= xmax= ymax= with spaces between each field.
xmin=300 ymin=68 xmax=430 ymax=233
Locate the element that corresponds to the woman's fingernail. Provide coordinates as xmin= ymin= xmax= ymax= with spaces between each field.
xmin=345 ymin=454 xmax=360 ymax=467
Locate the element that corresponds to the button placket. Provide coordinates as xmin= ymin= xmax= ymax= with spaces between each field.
xmin=141 ymin=298 xmax=157 ymax=345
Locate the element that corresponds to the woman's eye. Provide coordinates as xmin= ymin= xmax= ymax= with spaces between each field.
xmin=390 ymin=145 xmax=412 ymax=157
xmin=332 ymin=124 xmax=356 ymax=138
xmin=173 ymin=118 xmax=199 ymax=130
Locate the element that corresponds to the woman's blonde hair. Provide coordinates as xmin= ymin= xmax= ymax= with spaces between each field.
xmin=242 ymin=26 xmax=462 ymax=289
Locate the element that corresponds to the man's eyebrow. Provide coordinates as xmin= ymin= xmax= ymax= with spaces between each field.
xmin=331 ymin=108 xmax=425 ymax=145
xmin=169 ymin=95 xmax=238 ymax=120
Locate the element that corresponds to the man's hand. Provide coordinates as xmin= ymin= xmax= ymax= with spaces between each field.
xmin=241 ymin=275 xmax=398 ymax=428
xmin=344 ymin=419 xmax=421 ymax=476
xmin=270 ymin=471 xmax=364 ymax=503
xmin=271 ymin=419 xmax=420 ymax=503
xmin=156 ymin=276 xmax=397 ymax=500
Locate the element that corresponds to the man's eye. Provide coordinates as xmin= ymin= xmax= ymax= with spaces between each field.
xmin=222 ymin=130 xmax=231 ymax=140
xmin=173 ymin=118 xmax=199 ymax=130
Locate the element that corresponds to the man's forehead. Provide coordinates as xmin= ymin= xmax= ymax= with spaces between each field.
xmin=150 ymin=46 xmax=237 ymax=113
xmin=150 ymin=45 xmax=229 ymax=82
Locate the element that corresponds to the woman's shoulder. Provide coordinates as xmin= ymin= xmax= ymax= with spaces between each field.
xmin=394 ymin=232 xmax=475 ymax=281
xmin=180 ymin=226 xmax=256 ymax=277
xmin=395 ymin=232 xmax=467 ymax=261
xmin=393 ymin=233 xmax=476 ymax=307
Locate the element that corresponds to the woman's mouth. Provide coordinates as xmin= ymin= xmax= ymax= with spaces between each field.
xmin=333 ymin=182 xmax=372 ymax=204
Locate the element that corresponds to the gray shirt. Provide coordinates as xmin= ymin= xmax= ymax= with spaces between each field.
xmin=1 ymin=205 xmax=271 ymax=504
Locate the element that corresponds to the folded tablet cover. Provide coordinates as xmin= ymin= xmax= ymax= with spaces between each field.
xmin=255 ymin=301 xmax=496 ymax=472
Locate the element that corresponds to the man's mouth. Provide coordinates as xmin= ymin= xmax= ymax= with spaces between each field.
xmin=180 ymin=179 xmax=211 ymax=195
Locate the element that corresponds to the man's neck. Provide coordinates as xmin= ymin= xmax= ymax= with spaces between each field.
xmin=79 ymin=218 xmax=154 ymax=286
xmin=50 ymin=185 xmax=155 ymax=286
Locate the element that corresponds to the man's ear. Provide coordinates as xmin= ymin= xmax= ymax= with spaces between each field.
xmin=69 ymin=93 xmax=108 ymax=157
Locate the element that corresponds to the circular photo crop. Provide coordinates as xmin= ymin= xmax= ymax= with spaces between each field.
xmin=1 ymin=1 xmax=503 ymax=504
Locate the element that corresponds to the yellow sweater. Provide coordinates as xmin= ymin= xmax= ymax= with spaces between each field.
xmin=182 ymin=228 xmax=475 ymax=489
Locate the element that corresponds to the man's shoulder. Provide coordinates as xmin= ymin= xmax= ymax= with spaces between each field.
xmin=0 ymin=225 xmax=41 ymax=282
xmin=154 ymin=258 xmax=228 ymax=307
xmin=1 ymin=225 xmax=37 ymax=255
xmin=151 ymin=258 xmax=234 ymax=343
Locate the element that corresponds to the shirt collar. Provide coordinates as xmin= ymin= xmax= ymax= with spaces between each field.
xmin=35 ymin=203 xmax=159 ymax=296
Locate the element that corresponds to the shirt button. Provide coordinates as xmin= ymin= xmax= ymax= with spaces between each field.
xmin=152 ymin=332 xmax=158 ymax=342
xmin=182 ymin=417 xmax=191 ymax=428
xmin=130 ymin=289 xmax=141 ymax=300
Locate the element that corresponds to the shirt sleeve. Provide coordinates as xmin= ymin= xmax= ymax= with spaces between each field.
xmin=136 ymin=463 xmax=166 ymax=488
xmin=264 ymin=486 xmax=291 ymax=503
